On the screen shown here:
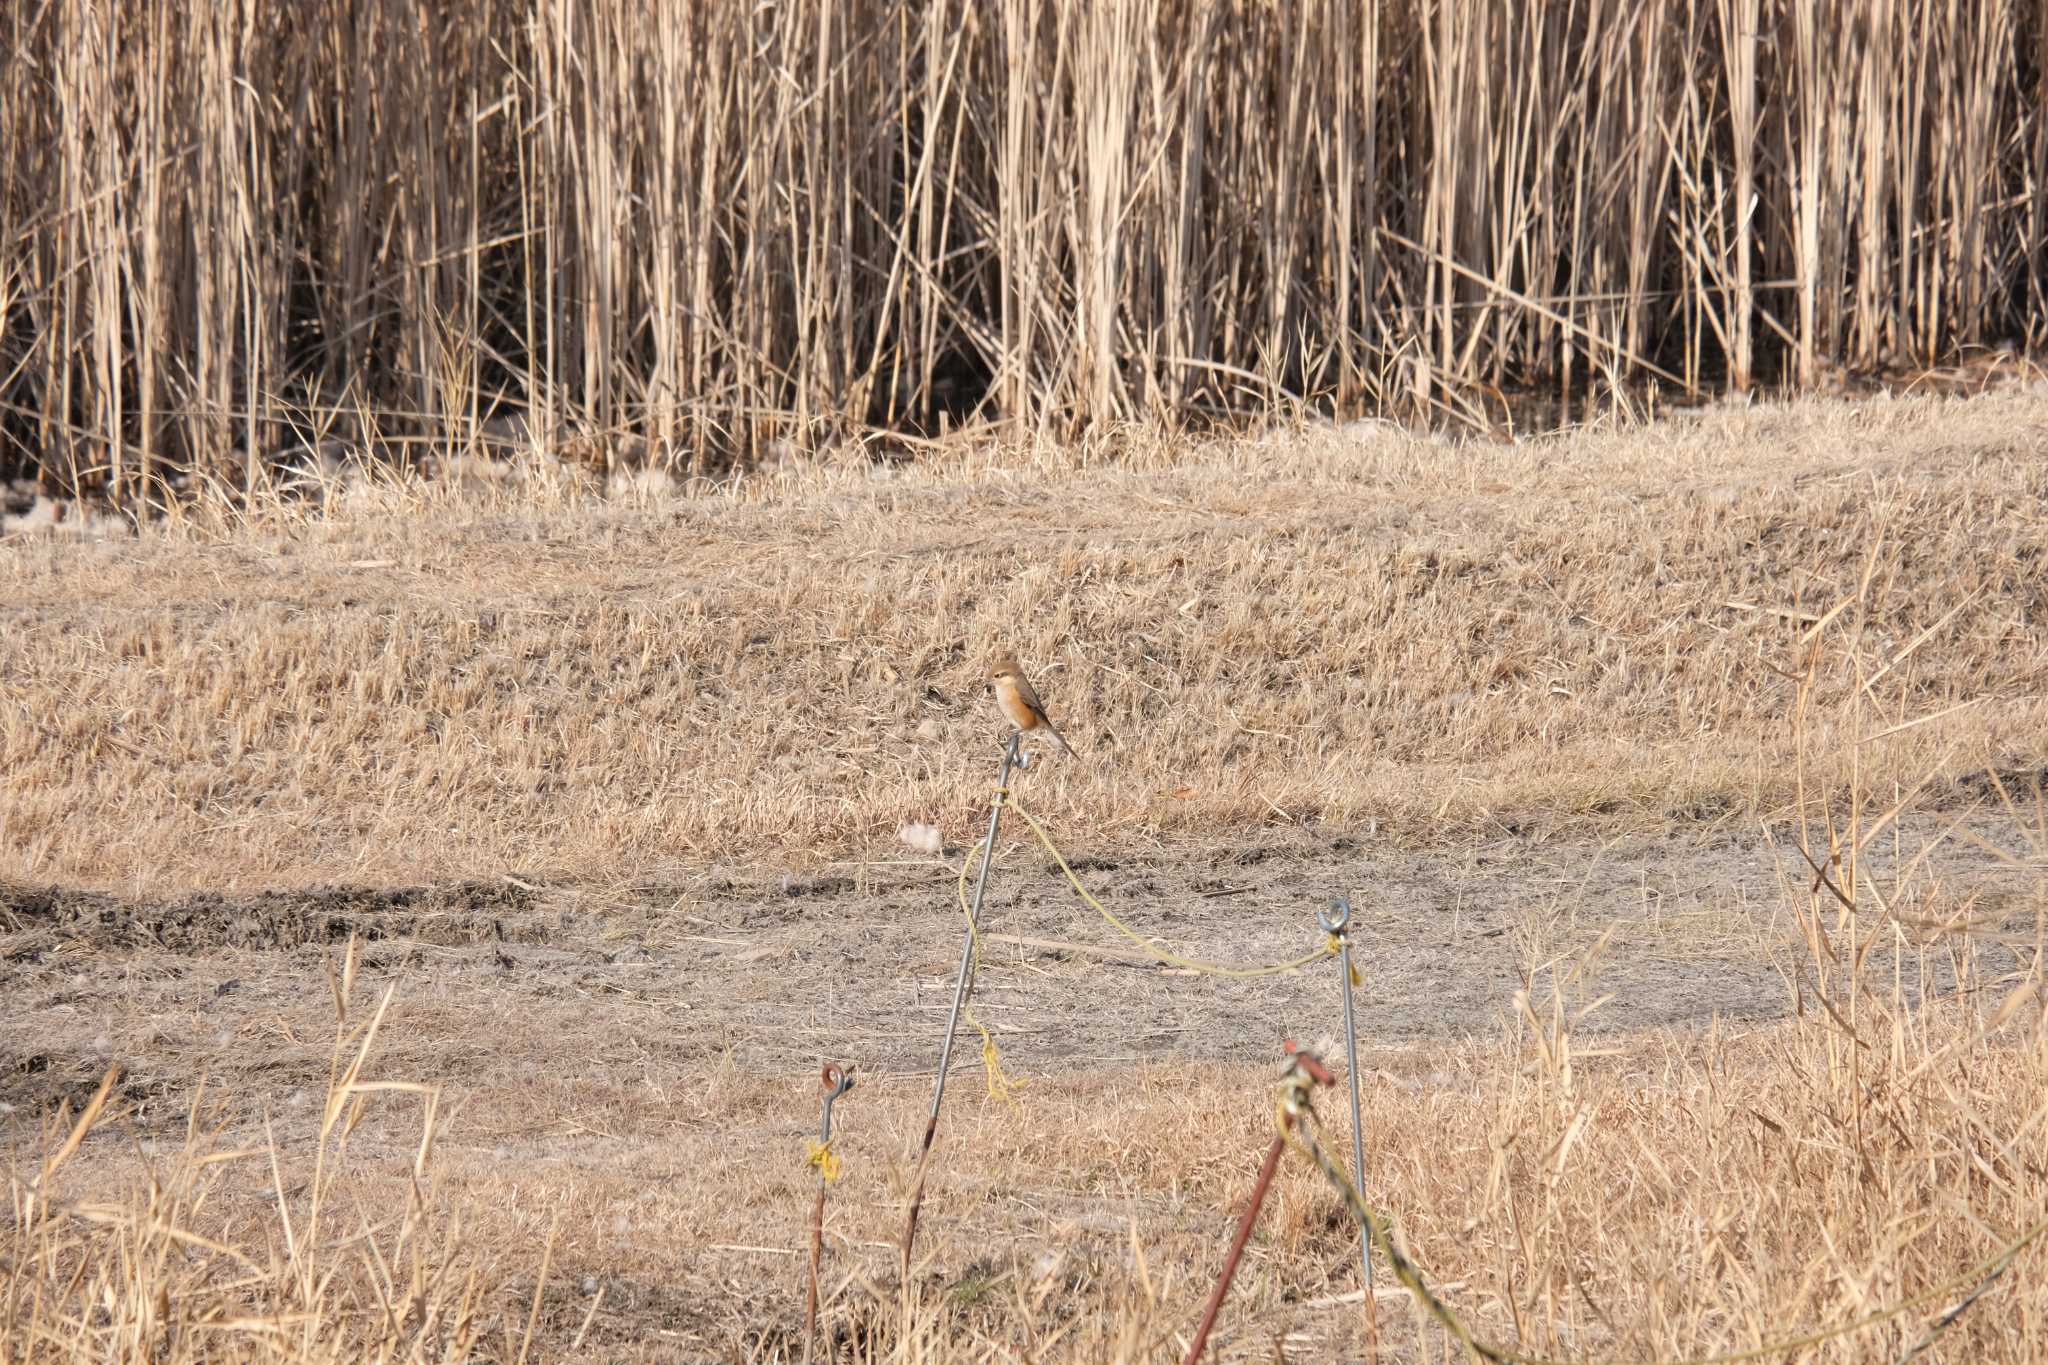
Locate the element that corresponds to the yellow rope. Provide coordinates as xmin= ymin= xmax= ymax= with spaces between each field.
xmin=804 ymin=1138 xmax=842 ymax=1183
xmin=941 ymin=786 xmax=1335 ymax=1103
xmin=954 ymin=812 xmax=1026 ymax=1107
xmin=1327 ymin=931 xmax=1362 ymax=985
xmin=1001 ymin=800 xmax=1338 ymax=979
xmin=1277 ymin=1075 xmax=2048 ymax=1365
xmin=968 ymin=1002 xmax=1027 ymax=1107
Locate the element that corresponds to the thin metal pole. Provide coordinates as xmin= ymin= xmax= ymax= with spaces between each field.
xmin=901 ymin=732 xmax=1019 ymax=1274
xmin=1318 ymin=895 xmax=1372 ymax=1288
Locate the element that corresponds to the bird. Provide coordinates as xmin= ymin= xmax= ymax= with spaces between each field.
xmin=987 ymin=654 xmax=1076 ymax=758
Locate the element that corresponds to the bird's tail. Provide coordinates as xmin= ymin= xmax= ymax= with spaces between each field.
xmin=1044 ymin=724 xmax=1076 ymax=758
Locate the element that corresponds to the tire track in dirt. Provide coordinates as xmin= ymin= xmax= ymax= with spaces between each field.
xmin=1 ymin=879 xmax=541 ymax=954
xmin=6 ymin=816 xmax=2034 ymax=1142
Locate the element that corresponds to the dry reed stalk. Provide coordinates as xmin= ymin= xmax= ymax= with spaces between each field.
xmin=0 ymin=0 xmax=2041 ymax=497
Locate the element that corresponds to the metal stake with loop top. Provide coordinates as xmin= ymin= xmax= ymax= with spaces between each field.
xmin=1318 ymin=894 xmax=1373 ymax=1289
xmin=1182 ymin=1043 xmax=1334 ymax=1365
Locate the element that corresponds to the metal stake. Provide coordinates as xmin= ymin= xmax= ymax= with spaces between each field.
xmin=804 ymin=1063 xmax=854 ymax=1365
xmin=1182 ymin=1044 xmax=1333 ymax=1365
xmin=1318 ymin=895 xmax=1373 ymax=1288
xmin=901 ymin=731 xmax=1021 ymax=1275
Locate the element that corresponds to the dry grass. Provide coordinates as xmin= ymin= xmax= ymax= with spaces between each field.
xmin=2 ymin=0 xmax=2045 ymax=500
xmin=4 ymin=389 xmax=2047 ymax=893
xmin=3 ymin=951 xmax=513 ymax=1363
xmin=4 ymin=391 xmax=2047 ymax=1360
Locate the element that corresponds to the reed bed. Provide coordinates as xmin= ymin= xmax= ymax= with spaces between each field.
xmin=1 ymin=0 xmax=2043 ymax=505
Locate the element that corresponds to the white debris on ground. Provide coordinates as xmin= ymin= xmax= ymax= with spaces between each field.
xmin=606 ymin=465 xmax=680 ymax=502
xmin=897 ymin=822 xmax=945 ymax=856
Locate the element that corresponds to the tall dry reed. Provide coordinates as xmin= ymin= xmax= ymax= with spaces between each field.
xmin=2 ymin=0 xmax=2043 ymax=506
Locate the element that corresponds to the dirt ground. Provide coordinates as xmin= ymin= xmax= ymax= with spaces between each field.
xmin=5 ymin=810 xmax=2032 ymax=1127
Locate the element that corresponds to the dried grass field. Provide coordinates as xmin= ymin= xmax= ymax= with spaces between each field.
xmin=4 ymin=391 xmax=2048 ymax=1361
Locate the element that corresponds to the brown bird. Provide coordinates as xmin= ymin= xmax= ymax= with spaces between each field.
xmin=987 ymin=654 xmax=1076 ymax=758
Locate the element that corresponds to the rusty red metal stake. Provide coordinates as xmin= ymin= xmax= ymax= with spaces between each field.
xmin=1182 ymin=1044 xmax=1332 ymax=1365
xmin=1182 ymin=1124 xmax=1288 ymax=1365
xmin=805 ymin=1186 xmax=827 ymax=1364
xmin=804 ymin=1063 xmax=853 ymax=1365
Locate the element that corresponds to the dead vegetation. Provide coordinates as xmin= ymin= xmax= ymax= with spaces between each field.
xmin=2 ymin=393 xmax=2047 ymax=1359
xmin=3 ymin=956 xmax=508 ymax=1363
xmin=4 ymin=604 xmax=2045 ymax=1360
xmin=2 ymin=0 xmax=2044 ymax=501
xmin=5 ymin=2 xmax=2048 ymax=1354
xmin=4 ymin=390 xmax=2046 ymax=893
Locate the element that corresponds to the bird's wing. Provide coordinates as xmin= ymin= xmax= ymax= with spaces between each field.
xmin=1014 ymin=674 xmax=1049 ymax=716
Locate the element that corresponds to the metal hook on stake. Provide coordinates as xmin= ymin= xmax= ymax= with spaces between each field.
xmin=805 ymin=1063 xmax=855 ymax=1365
xmin=1316 ymin=895 xmax=1352 ymax=936
xmin=819 ymin=1062 xmax=854 ymax=1134
xmin=1317 ymin=894 xmax=1373 ymax=1290
xmin=901 ymin=730 xmax=1022 ymax=1275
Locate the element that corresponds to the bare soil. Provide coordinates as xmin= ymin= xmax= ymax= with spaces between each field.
xmin=5 ymin=815 xmax=2032 ymax=1130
